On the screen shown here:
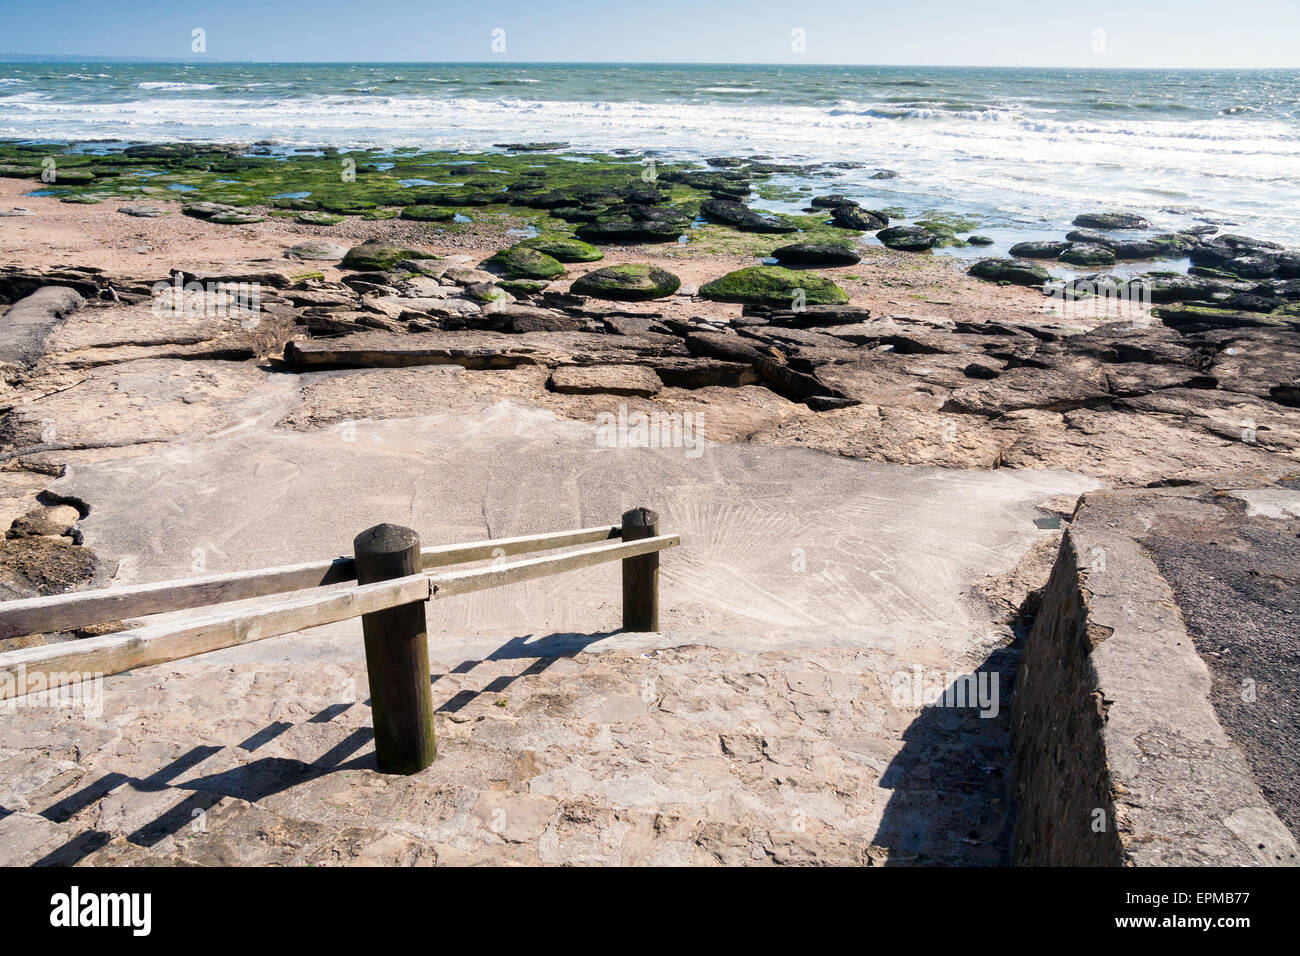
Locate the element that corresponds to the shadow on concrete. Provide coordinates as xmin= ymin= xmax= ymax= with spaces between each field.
xmin=435 ymin=630 xmax=616 ymax=714
xmin=21 ymin=629 xmax=617 ymax=865
xmin=871 ymin=643 xmax=1020 ymax=866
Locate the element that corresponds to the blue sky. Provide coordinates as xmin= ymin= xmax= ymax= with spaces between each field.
xmin=1 ymin=0 xmax=1297 ymax=67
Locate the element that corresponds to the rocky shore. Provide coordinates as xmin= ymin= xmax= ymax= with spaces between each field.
xmin=0 ymin=140 xmax=1297 ymax=864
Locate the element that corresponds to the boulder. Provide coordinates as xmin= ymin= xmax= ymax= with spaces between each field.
xmin=296 ymin=211 xmax=344 ymax=225
xmin=1009 ymin=241 xmax=1069 ymax=259
xmin=1060 ymin=244 xmax=1117 ymax=267
xmin=575 ymin=218 xmax=685 ymax=244
xmin=1064 ymin=229 xmax=1115 ymax=247
xmin=399 ymin=206 xmax=455 ymax=222
xmin=183 ymin=202 xmax=240 ymax=219
xmin=1109 ymin=239 xmax=1161 ymax=260
xmin=876 ymin=226 xmax=935 ymax=251
xmin=210 ymin=211 xmax=265 ymax=225
xmin=699 ymin=266 xmax=849 ymax=307
xmin=831 ymin=206 xmax=889 ymax=230
xmin=968 ymin=258 xmax=1051 ymax=287
xmin=517 ymin=237 xmax=603 ymax=262
xmin=700 ymin=199 xmax=797 ymax=233
xmin=1149 ymin=233 xmax=1202 ymax=257
xmin=809 ymin=195 xmax=859 ymax=209
xmin=769 ymin=242 xmax=861 ymax=266
xmin=1071 ymin=211 xmax=1151 ymax=230
xmin=341 ymin=240 xmax=441 ymax=271
xmin=117 ymin=204 xmax=167 ymax=218
xmin=549 ymin=365 xmax=663 ymax=397
xmin=570 ymin=264 xmax=681 ymax=301
xmin=483 ymin=247 xmax=565 ymax=280
xmin=283 ymin=240 xmax=350 ymax=261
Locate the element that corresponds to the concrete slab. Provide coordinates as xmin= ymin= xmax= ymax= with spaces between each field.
xmin=1 ymin=390 xmax=1098 ymax=865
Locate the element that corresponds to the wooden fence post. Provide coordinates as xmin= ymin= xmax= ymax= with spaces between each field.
xmin=354 ymin=523 xmax=436 ymax=774
xmin=621 ymin=507 xmax=660 ymax=632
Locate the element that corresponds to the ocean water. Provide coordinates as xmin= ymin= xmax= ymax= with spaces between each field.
xmin=2 ymin=62 xmax=1298 ymax=247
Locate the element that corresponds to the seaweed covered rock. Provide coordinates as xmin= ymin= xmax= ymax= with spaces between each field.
xmin=297 ymin=211 xmax=344 ymax=225
xmin=876 ymin=225 xmax=935 ymax=251
xmin=1009 ymin=240 xmax=1069 ymax=259
xmin=968 ymin=258 xmax=1051 ymax=287
xmin=576 ymin=214 xmax=686 ymax=244
xmin=1071 ymin=211 xmax=1151 ymax=230
xmin=809 ymin=194 xmax=859 ymax=210
xmin=700 ymin=199 xmax=796 ymax=233
xmin=183 ymin=202 xmax=241 ymax=219
xmin=570 ymin=264 xmax=681 ymax=301
xmin=210 ymin=210 xmax=265 ymax=225
xmin=483 ymin=246 xmax=566 ymax=280
xmin=1060 ymin=243 xmax=1117 ymax=267
xmin=769 ymin=242 xmax=862 ymax=266
xmin=831 ymin=206 xmax=889 ymax=230
xmin=700 ymin=266 xmax=848 ymax=306
xmin=517 ymin=236 xmax=603 ymax=262
xmin=341 ymin=239 xmax=441 ymax=270
xmin=399 ymin=206 xmax=455 ymax=222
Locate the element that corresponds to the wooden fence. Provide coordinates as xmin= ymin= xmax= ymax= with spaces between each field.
xmin=0 ymin=507 xmax=677 ymax=774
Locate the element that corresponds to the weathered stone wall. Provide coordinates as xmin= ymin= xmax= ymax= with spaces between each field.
xmin=1012 ymin=488 xmax=1300 ymax=866
xmin=1011 ymin=526 xmax=1123 ymax=865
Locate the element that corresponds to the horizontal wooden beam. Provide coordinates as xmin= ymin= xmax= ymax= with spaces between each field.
xmin=429 ymin=534 xmax=680 ymax=599
xmin=0 ymin=525 xmax=621 ymax=641
xmin=0 ymin=573 xmax=432 ymax=702
xmin=420 ymin=525 xmax=618 ymax=570
xmin=0 ymin=530 xmax=679 ymax=700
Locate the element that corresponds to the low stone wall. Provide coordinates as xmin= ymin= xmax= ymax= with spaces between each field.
xmin=1011 ymin=488 xmax=1299 ymax=866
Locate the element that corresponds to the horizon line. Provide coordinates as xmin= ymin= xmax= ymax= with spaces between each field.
xmin=0 ymin=55 xmax=1295 ymax=71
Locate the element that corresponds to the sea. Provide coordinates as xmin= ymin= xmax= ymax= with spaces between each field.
xmin=2 ymin=62 xmax=1298 ymax=251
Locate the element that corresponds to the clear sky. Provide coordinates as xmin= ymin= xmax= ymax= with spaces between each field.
xmin=1 ymin=0 xmax=1297 ymax=68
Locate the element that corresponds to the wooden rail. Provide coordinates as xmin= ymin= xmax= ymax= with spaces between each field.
xmin=0 ymin=525 xmax=621 ymax=642
xmin=0 ymin=512 xmax=679 ymax=773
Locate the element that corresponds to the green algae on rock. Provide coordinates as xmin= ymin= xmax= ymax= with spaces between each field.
xmin=699 ymin=266 xmax=848 ymax=306
xmin=341 ymin=239 xmax=441 ymax=270
xmin=399 ymin=206 xmax=455 ymax=222
xmin=769 ymin=242 xmax=861 ymax=266
xmin=569 ymin=264 xmax=681 ymax=301
xmin=484 ymin=245 xmax=566 ymax=279
xmin=517 ymin=236 xmax=603 ymax=262
xmin=297 ymin=210 xmax=345 ymax=225
xmin=968 ymin=258 xmax=1051 ymax=287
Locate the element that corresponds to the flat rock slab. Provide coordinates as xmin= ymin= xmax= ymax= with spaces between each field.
xmin=0 ymin=358 xmax=300 ymax=449
xmin=284 ymin=329 xmax=687 ymax=371
xmin=0 ymin=286 xmax=83 ymax=377
xmin=549 ymin=364 xmax=662 ymax=397
xmin=116 ymin=204 xmax=168 ymax=218
xmin=283 ymin=241 xmax=350 ymax=261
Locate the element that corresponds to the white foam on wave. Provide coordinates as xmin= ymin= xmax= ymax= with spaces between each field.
xmin=1 ymin=89 xmax=1297 ymax=242
xmin=136 ymin=81 xmax=219 ymax=91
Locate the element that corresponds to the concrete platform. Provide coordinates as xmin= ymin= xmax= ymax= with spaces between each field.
xmin=0 ymin=392 xmax=1093 ymax=865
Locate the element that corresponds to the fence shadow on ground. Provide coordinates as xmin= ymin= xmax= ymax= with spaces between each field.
xmin=18 ymin=629 xmax=617 ymax=866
